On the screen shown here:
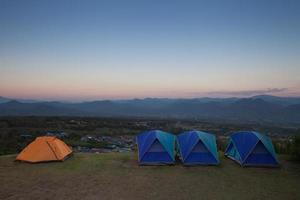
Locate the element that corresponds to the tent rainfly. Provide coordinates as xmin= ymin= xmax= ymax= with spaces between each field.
xmin=177 ymin=131 xmax=219 ymax=165
xmin=136 ymin=130 xmax=175 ymax=165
xmin=16 ymin=136 xmax=72 ymax=163
xmin=225 ymin=131 xmax=279 ymax=167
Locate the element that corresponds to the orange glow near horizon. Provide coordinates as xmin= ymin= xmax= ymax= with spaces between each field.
xmin=1 ymin=64 xmax=300 ymax=101
xmin=1 ymin=83 xmax=300 ymax=101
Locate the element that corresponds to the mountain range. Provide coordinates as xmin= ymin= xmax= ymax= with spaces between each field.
xmin=0 ymin=95 xmax=300 ymax=123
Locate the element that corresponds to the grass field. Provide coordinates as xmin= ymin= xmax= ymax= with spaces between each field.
xmin=0 ymin=153 xmax=300 ymax=200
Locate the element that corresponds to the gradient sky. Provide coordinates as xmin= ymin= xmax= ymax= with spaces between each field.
xmin=1 ymin=0 xmax=300 ymax=101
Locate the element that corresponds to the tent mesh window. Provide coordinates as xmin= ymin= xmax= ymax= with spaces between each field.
xmin=148 ymin=140 xmax=165 ymax=152
xmin=192 ymin=141 xmax=209 ymax=153
xmin=252 ymin=141 xmax=269 ymax=154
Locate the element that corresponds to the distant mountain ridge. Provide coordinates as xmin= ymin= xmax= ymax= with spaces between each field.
xmin=0 ymin=95 xmax=300 ymax=123
xmin=0 ymin=96 xmax=11 ymax=104
xmin=0 ymin=96 xmax=40 ymax=104
xmin=251 ymin=95 xmax=300 ymax=106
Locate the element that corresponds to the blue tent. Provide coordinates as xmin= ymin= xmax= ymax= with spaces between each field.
xmin=177 ymin=131 xmax=219 ymax=165
xmin=225 ymin=131 xmax=279 ymax=167
xmin=136 ymin=130 xmax=175 ymax=165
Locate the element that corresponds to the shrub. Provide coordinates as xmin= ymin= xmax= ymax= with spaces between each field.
xmin=291 ymin=136 xmax=300 ymax=161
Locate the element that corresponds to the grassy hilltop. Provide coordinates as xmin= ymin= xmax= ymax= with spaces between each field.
xmin=0 ymin=153 xmax=300 ymax=200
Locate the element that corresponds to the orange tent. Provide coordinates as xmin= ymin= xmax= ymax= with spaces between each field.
xmin=16 ymin=136 xmax=72 ymax=163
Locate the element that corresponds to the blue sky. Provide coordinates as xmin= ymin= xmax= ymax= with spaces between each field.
xmin=0 ymin=0 xmax=300 ymax=100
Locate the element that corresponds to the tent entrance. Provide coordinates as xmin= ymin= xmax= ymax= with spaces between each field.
xmin=184 ymin=140 xmax=217 ymax=165
xmin=244 ymin=141 xmax=278 ymax=166
xmin=191 ymin=140 xmax=209 ymax=153
xmin=251 ymin=141 xmax=269 ymax=154
xmin=148 ymin=139 xmax=165 ymax=152
xmin=140 ymin=139 xmax=173 ymax=164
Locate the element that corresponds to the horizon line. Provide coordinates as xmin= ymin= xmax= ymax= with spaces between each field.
xmin=1 ymin=94 xmax=300 ymax=103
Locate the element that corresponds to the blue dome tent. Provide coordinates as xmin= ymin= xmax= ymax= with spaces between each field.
xmin=177 ymin=131 xmax=219 ymax=165
xmin=136 ymin=130 xmax=175 ymax=165
xmin=225 ymin=131 xmax=279 ymax=167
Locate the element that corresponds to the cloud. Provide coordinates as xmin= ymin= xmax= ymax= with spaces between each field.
xmin=208 ymin=88 xmax=288 ymax=96
xmin=192 ymin=88 xmax=289 ymax=97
